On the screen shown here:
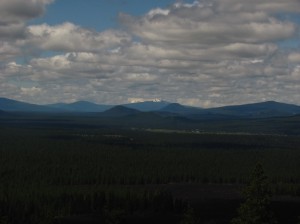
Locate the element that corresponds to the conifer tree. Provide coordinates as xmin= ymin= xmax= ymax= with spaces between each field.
xmin=180 ymin=205 xmax=198 ymax=224
xmin=231 ymin=163 xmax=277 ymax=224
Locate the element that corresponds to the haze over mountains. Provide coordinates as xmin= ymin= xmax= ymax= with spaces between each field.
xmin=47 ymin=101 xmax=112 ymax=112
xmin=0 ymin=97 xmax=59 ymax=112
xmin=1 ymin=97 xmax=300 ymax=119
xmin=1 ymin=97 xmax=300 ymax=135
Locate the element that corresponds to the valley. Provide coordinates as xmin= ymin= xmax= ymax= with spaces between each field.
xmin=1 ymin=98 xmax=300 ymax=223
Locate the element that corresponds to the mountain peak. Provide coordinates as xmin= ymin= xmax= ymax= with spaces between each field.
xmin=160 ymin=103 xmax=202 ymax=114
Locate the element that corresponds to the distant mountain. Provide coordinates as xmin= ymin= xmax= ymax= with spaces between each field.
xmin=100 ymin=105 xmax=140 ymax=117
xmin=123 ymin=100 xmax=170 ymax=112
xmin=207 ymin=101 xmax=300 ymax=118
xmin=0 ymin=97 xmax=58 ymax=112
xmin=1 ymin=97 xmax=300 ymax=119
xmin=47 ymin=101 xmax=112 ymax=112
xmin=160 ymin=103 xmax=202 ymax=114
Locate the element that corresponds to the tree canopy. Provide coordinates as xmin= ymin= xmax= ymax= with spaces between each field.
xmin=231 ymin=163 xmax=277 ymax=224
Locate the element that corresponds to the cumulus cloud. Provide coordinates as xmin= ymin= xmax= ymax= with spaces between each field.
xmin=24 ymin=23 xmax=131 ymax=53
xmin=1 ymin=0 xmax=300 ymax=106
xmin=0 ymin=0 xmax=54 ymax=64
xmin=216 ymin=0 xmax=300 ymax=13
xmin=288 ymin=53 xmax=300 ymax=63
xmin=120 ymin=1 xmax=297 ymax=46
xmin=128 ymin=98 xmax=162 ymax=103
xmin=0 ymin=42 xmax=21 ymax=60
xmin=21 ymin=86 xmax=42 ymax=96
xmin=0 ymin=0 xmax=53 ymax=39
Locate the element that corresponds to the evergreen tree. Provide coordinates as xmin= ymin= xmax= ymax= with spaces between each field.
xmin=231 ymin=163 xmax=277 ymax=224
xmin=180 ymin=205 xmax=198 ymax=224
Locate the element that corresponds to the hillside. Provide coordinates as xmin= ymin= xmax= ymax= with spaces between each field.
xmin=0 ymin=97 xmax=58 ymax=112
xmin=46 ymin=101 xmax=112 ymax=112
xmin=100 ymin=105 xmax=140 ymax=117
xmin=160 ymin=103 xmax=203 ymax=115
xmin=207 ymin=101 xmax=300 ymax=118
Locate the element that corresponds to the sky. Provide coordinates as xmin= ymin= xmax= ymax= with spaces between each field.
xmin=1 ymin=0 xmax=300 ymax=107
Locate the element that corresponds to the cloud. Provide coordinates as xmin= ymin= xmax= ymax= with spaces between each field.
xmin=120 ymin=1 xmax=297 ymax=46
xmin=288 ymin=53 xmax=300 ymax=63
xmin=128 ymin=98 xmax=162 ymax=103
xmin=24 ymin=23 xmax=131 ymax=53
xmin=0 ymin=42 xmax=21 ymax=60
xmin=1 ymin=0 xmax=300 ymax=107
xmin=21 ymin=86 xmax=42 ymax=96
xmin=0 ymin=0 xmax=54 ymax=65
xmin=0 ymin=0 xmax=53 ymax=21
xmin=216 ymin=0 xmax=300 ymax=13
xmin=0 ymin=0 xmax=53 ymax=39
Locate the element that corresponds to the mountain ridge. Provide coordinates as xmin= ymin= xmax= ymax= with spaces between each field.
xmin=206 ymin=100 xmax=300 ymax=118
xmin=100 ymin=105 xmax=140 ymax=117
xmin=0 ymin=97 xmax=61 ymax=112
xmin=160 ymin=103 xmax=203 ymax=115
xmin=46 ymin=101 xmax=112 ymax=112
xmin=0 ymin=97 xmax=300 ymax=119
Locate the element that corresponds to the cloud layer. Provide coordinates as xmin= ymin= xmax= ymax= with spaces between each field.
xmin=0 ymin=0 xmax=300 ymax=107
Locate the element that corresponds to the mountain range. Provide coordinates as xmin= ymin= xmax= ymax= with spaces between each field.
xmin=0 ymin=97 xmax=59 ymax=112
xmin=46 ymin=101 xmax=112 ymax=112
xmin=1 ymin=97 xmax=300 ymax=119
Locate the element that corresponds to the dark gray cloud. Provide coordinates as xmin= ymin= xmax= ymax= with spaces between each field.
xmin=0 ymin=0 xmax=53 ymax=39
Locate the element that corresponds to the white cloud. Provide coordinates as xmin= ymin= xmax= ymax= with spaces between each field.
xmin=288 ymin=53 xmax=300 ymax=63
xmin=125 ymin=73 xmax=158 ymax=82
xmin=30 ymin=55 xmax=71 ymax=70
xmin=21 ymin=86 xmax=42 ymax=96
xmin=174 ymin=1 xmax=201 ymax=9
xmin=128 ymin=98 xmax=162 ymax=103
xmin=25 ymin=23 xmax=131 ymax=53
xmin=290 ymin=66 xmax=300 ymax=80
xmin=121 ymin=2 xmax=296 ymax=46
xmin=1 ymin=0 xmax=300 ymax=107
xmin=177 ymin=98 xmax=207 ymax=107
xmin=147 ymin=8 xmax=170 ymax=18
xmin=217 ymin=0 xmax=300 ymax=13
